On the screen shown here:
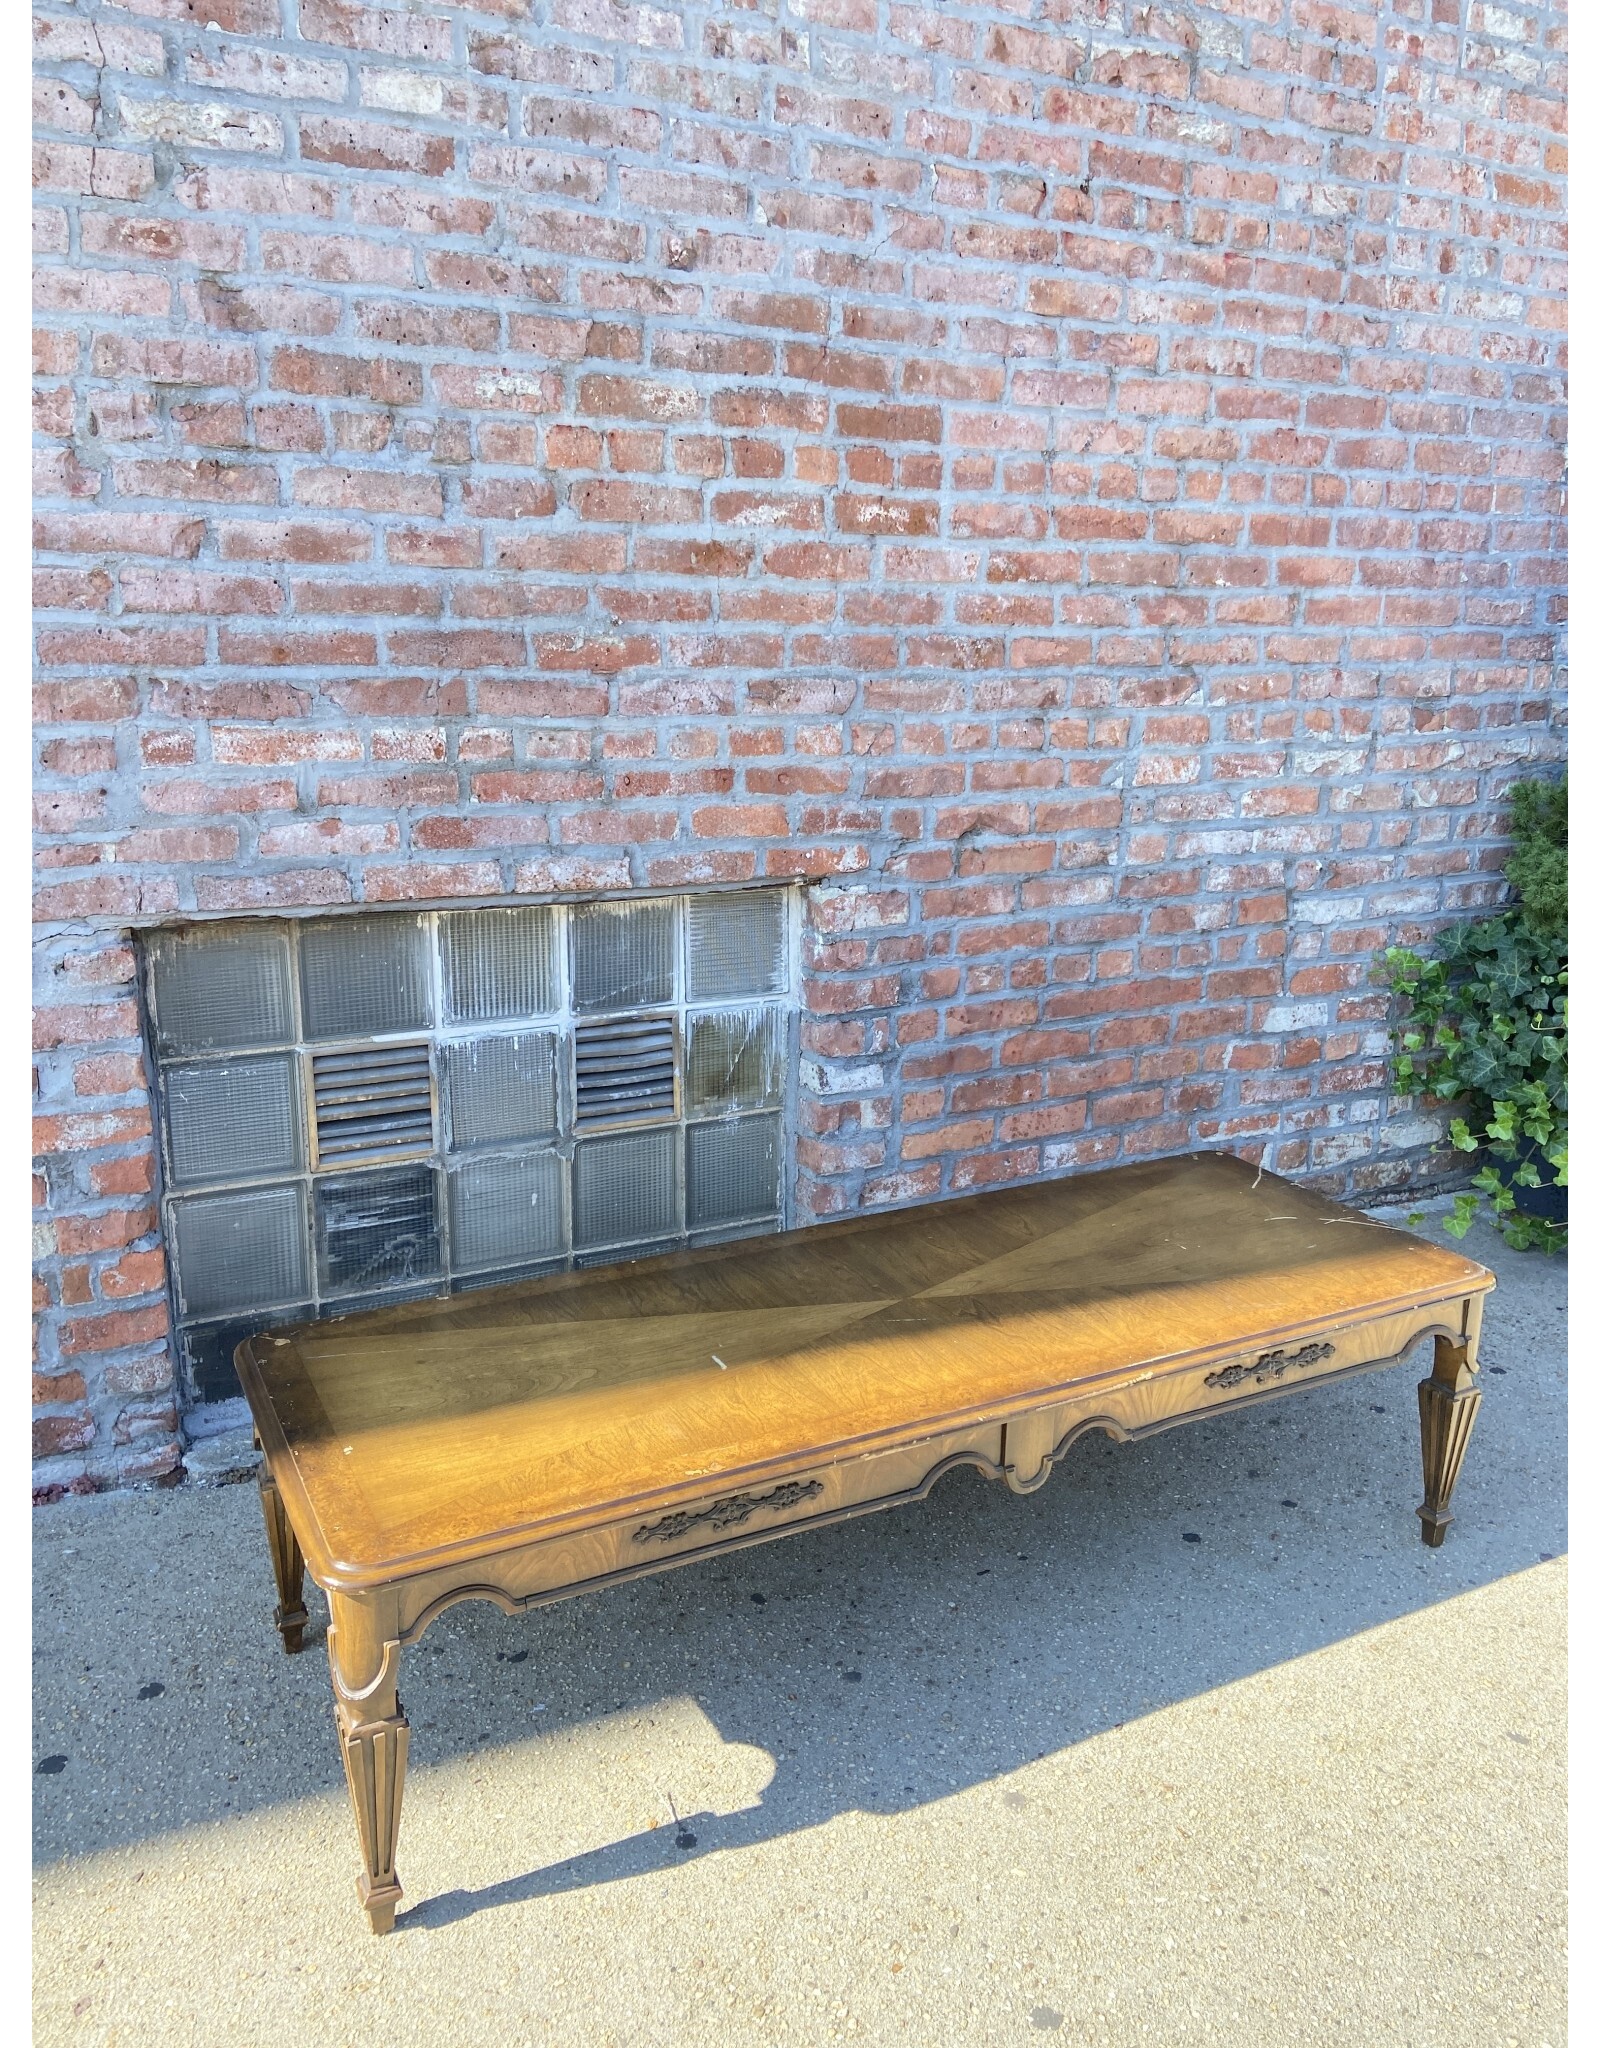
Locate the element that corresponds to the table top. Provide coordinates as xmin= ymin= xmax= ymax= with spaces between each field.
xmin=237 ymin=1151 xmax=1493 ymax=1589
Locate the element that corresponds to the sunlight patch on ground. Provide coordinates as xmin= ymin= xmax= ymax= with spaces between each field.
xmin=36 ymin=1562 xmax=1565 ymax=2048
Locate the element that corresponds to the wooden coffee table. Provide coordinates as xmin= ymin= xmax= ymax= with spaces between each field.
xmin=236 ymin=1151 xmax=1493 ymax=1932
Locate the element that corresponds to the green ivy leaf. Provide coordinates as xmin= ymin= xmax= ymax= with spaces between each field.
xmin=1379 ymin=882 xmax=1564 ymax=1254
xmin=1442 ymin=1195 xmax=1476 ymax=1238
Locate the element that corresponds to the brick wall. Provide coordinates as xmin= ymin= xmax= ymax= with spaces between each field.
xmin=32 ymin=0 xmax=1566 ymax=1493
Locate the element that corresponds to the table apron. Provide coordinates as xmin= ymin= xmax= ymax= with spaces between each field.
xmin=363 ymin=1296 xmax=1472 ymax=1647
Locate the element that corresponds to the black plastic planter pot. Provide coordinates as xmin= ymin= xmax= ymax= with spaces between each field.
xmin=1510 ymin=1136 xmax=1567 ymax=1225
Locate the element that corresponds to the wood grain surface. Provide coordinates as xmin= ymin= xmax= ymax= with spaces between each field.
xmin=238 ymin=1152 xmax=1491 ymax=1588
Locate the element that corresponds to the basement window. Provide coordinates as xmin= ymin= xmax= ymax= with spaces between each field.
xmin=142 ymin=890 xmax=795 ymax=1401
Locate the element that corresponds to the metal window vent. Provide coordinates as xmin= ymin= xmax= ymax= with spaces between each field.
xmin=311 ymin=1042 xmax=435 ymax=1168
xmin=574 ymin=1015 xmax=676 ymax=1131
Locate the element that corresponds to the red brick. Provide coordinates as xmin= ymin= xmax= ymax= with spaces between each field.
xmin=835 ymin=404 xmax=943 ymax=443
xmin=365 ymin=862 xmax=504 ymax=900
xmin=434 ymin=365 xmax=564 ymax=415
xmin=140 ymin=778 xmax=296 ymax=815
xmin=578 ymin=375 xmax=699 ymax=422
xmin=33 ymin=267 xmax=170 ymax=316
xmin=59 ymin=1305 xmax=169 ymax=1356
xmin=901 ymin=1117 xmax=994 ymax=1160
xmin=469 ymin=769 xmax=604 ymax=804
xmin=101 ymin=1248 xmax=167 ymax=1300
xmin=572 ymin=480 xmax=702 ymax=524
xmin=195 ymin=870 xmax=353 ymax=910
xmin=35 ymin=512 xmax=205 ymax=558
xmin=315 ymin=770 xmax=459 ymax=808
xmin=714 ymin=291 xmax=830 ymax=335
xmin=110 ymin=459 xmax=276 ymax=505
xmin=54 ymin=1206 xmax=158 ymax=1257
xmin=34 ymin=1412 xmax=95 ymax=1458
xmin=150 ymin=680 xmax=310 ymax=721
xmin=33 ymin=1370 xmax=88 ymax=1406
xmin=71 ymin=1054 xmax=147 ymax=1098
xmin=950 ymin=1146 xmax=1042 ymax=1191
xmin=82 ymin=1149 xmax=155 ymax=1199
xmin=269 ymin=347 xmax=423 ymax=404
xmin=28 ymin=0 xmax=1568 ymax=1482
xmin=689 ymin=804 xmax=791 ymax=838
xmin=301 ymin=114 xmax=454 ymax=176
xmin=294 ymin=468 xmax=445 ymax=516
xmin=32 ymin=1001 xmax=141 ymax=1052
xmin=216 ymin=520 xmax=368 ymax=563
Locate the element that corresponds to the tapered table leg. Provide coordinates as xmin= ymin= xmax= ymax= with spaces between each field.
xmin=1417 ymin=1331 xmax=1482 ymax=1547
xmin=258 ymin=1460 xmax=309 ymax=1653
xmin=329 ymin=1594 xmax=409 ymax=1935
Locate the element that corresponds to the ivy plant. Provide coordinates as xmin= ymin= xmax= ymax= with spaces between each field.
xmin=1504 ymin=772 xmax=1567 ymax=938
xmin=1381 ymin=776 xmax=1567 ymax=1254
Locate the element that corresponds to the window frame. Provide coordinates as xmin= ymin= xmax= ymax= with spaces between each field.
xmin=137 ymin=888 xmax=801 ymax=1402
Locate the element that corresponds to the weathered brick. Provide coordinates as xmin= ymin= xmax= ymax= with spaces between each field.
xmin=28 ymin=0 xmax=1567 ymax=1487
xmin=58 ymin=1304 xmax=168 ymax=1356
xmin=299 ymin=0 xmax=450 ymax=59
xmin=100 ymin=1248 xmax=167 ymax=1300
xmin=294 ymin=468 xmax=444 ymax=516
xmin=34 ymin=1411 xmax=95 ymax=1458
xmin=34 ymin=266 xmax=171 ymax=316
xmin=115 ymin=93 xmax=285 ymax=155
xmin=300 ymin=115 xmax=453 ymax=177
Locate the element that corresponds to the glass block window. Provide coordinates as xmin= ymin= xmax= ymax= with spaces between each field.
xmin=142 ymin=891 xmax=795 ymax=1401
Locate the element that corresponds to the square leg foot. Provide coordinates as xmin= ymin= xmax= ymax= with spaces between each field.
xmin=275 ymin=1602 xmax=310 ymax=1653
xmin=358 ymin=1876 xmax=403 ymax=1935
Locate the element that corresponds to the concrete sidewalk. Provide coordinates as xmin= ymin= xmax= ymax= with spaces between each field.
xmin=33 ymin=1214 xmax=1566 ymax=2047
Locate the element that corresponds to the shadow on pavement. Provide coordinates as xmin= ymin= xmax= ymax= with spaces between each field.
xmin=33 ymin=1222 xmax=1566 ymax=1931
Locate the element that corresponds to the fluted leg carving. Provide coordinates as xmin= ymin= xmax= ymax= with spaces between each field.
xmin=336 ymin=1692 xmax=410 ymax=1934
xmin=258 ymin=1462 xmax=309 ymax=1653
xmin=328 ymin=1597 xmax=409 ymax=1934
xmin=1417 ymin=1332 xmax=1482 ymax=1548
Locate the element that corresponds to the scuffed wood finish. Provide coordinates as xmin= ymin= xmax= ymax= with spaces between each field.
xmin=1417 ymin=1317 xmax=1486 ymax=1548
xmin=325 ymin=1588 xmax=409 ymax=1931
xmin=256 ymin=1452 xmax=308 ymax=1655
xmin=236 ymin=1150 xmax=1495 ymax=1932
xmin=240 ymin=1152 xmax=1490 ymax=1588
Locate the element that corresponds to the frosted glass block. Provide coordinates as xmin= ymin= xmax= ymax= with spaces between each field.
xmin=571 ymin=899 xmax=676 ymax=1013
xmin=686 ymin=891 xmax=786 ymax=1002
xmin=315 ymin=1165 xmax=441 ymax=1298
xmin=688 ymin=1114 xmax=782 ymax=1229
xmin=448 ymin=1150 xmax=565 ymax=1273
xmin=442 ymin=907 xmax=557 ymax=1023
xmin=147 ymin=922 xmax=295 ymax=1057
xmin=686 ymin=1006 xmax=784 ymax=1118
xmin=444 ymin=1032 xmax=559 ymax=1150
xmin=169 ymin=1184 xmax=309 ymax=1319
xmin=164 ymin=1054 xmax=303 ymax=1187
xmin=572 ymin=1127 xmax=680 ymax=1248
xmin=299 ymin=914 xmax=433 ymax=1042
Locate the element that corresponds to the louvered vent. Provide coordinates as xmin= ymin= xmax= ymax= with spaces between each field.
xmin=574 ymin=1014 xmax=676 ymax=1131
xmin=311 ymin=1042 xmax=434 ymax=1167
